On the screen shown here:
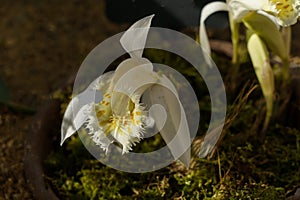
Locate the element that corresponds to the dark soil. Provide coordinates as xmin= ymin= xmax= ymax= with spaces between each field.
xmin=0 ymin=1 xmax=300 ymax=199
xmin=0 ymin=1 xmax=124 ymax=199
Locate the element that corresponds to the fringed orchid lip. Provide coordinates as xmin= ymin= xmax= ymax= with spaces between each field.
xmin=86 ymin=84 xmax=148 ymax=154
xmin=85 ymin=59 xmax=158 ymax=154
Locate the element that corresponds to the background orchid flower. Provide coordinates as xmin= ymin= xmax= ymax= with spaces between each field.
xmin=61 ymin=15 xmax=192 ymax=167
xmin=198 ymin=0 xmax=300 ymax=137
xmin=199 ymin=0 xmax=297 ymax=66
xmin=229 ymin=0 xmax=300 ymax=27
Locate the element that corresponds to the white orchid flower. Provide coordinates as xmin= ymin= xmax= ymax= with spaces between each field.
xmin=229 ymin=0 xmax=300 ymax=27
xmin=60 ymin=15 xmax=191 ymax=166
xmin=199 ymin=0 xmax=300 ymax=61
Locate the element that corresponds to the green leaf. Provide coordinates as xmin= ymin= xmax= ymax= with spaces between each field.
xmin=0 ymin=75 xmax=35 ymax=114
xmin=0 ymin=75 xmax=10 ymax=104
xmin=247 ymin=33 xmax=274 ymax=131
xmin=243 ymin=12 xmax=288 ymax=62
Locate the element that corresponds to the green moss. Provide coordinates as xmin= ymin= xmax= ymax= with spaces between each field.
xmin=45 ymin=120 xmax=299 ymax=199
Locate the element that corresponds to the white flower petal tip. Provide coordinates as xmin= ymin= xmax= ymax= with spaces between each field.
xmin=179 ymin=150 xmax=191 ymax=168
xmin=198 ymin=125 xmax=224 ymax=158
xmin=61 ymin=98 xmax=78 ymax=146
xmin=228 ymin=0 xmax=262 ymax=21
xmin=200 ymin=2 xmax=228 ymax=67
xmin=143 ymin=116 xmax=155 ymax=129
xmin=120 ymin=14 xmax=154 ymax=58
xmin=60 ymin=98 xmax=90 ymax=146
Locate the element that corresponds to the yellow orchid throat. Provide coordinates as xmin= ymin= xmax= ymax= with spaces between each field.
xmin=269 ymin=0 xmax=300 ymax=26
xmin=95 ymin=92 xmax=145 ymax=135
xmin=88 ymin=89 xmax=147 ymax=154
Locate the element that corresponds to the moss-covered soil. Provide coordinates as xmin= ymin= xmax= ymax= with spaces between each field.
xmin=45 ymin=49 xmax=300 ymax=199
xmin=46 ymin=124 xmax=299 ymax=199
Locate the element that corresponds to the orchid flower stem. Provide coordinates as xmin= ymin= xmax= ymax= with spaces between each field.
xmin=282 ymin=27 xmax=291 ymax=56
xmin=282 ymin=58 xmax=290 ymax=85
xmin=262 ymin=104 xmax=272 ymax=134
xmin=227 ymin=0 xmax=239 ymax=66
xmin=281 ymin=26 xmax=291 ymax=86
xmin=231 ymin=22 xmax=240 ymax=65
xmin=229 ymin=13 xmax=240 ymax=87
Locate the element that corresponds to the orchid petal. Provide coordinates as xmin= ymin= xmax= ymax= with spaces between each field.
xmin=200 ymin=2 xmax=228 ymax=67
xmin=228 ymin=0 xmax=263 ymax=21
xmin=113 ymin=63 xmax=157 ymax=97
xmin=148 ymin=104 xmax=167 ymax=133
xmin=143 ymin=75 xmax=191 ymax=167
xmin=61 ymin=72 xmax=114 ymax=145
xmin=243 ymin=12 xmax=288 ymax=61
xmin=111 ymin=63 xmax=158 ymax=116
xmin=112 ymin=58 xmax=153 ymax=84
xmin=95 ymin=71 xmax=115 ymax=93
xmin=60 ymin=97 xmax=89 ymax=145
xmin=256 ymin=10 xmax=280 ymax=29
xmin=247 ymin=33 xmax=274 ymax=131
xmin=120 ymin=14 xmax=154 ymax=58
xmin=198 ymin=124 xmax=224 ymax=158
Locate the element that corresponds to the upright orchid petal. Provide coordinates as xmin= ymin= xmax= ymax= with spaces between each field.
xmin=120 ymin=15 xmax=154 ymax=58
xmin=199 ymin=2 xmax=228 ymax=67
xmin=143 ymin=74 xmax=191 ymax=167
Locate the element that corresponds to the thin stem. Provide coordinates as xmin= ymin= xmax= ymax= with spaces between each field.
xmin=282 ymin=58 xmax=290 ymax=83
xmin=2 ymin=101 xmax=36 ymax=115
xmin=281 ymin=27 xmax=291 ymax=84
xmin=231 ymin=22 xmax=240 ymax=66
xmin=229 ymin=12 xmax=240 ymax=88
xmin=281 ymin=27 xmax=291 ymax=57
